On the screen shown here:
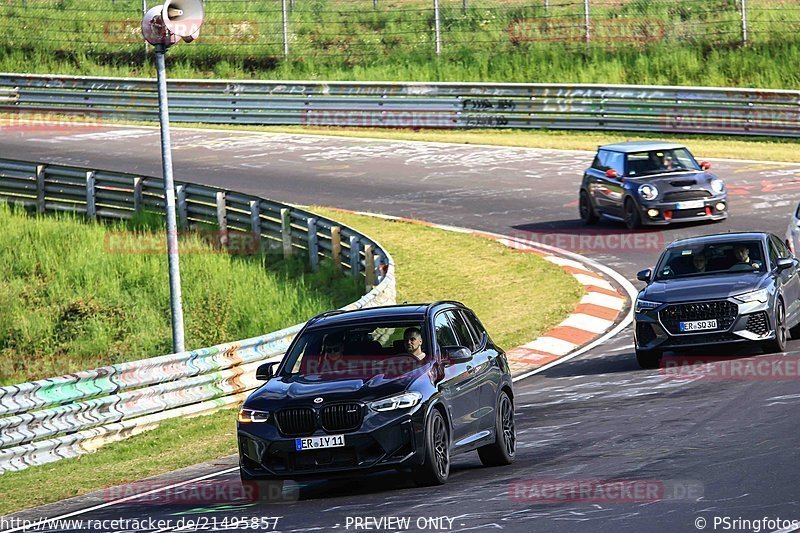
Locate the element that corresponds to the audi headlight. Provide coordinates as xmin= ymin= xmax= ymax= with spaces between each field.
xmin=638 ymin=184 xmax=659 ymax=201
xmin=734 ymin=289 xmax=769 ymax=304
xmin=238 ymin=408 xmax=270 ymax=423
xmin=711 ymin=178 xmax=725 ymax=194
xmin=369 ymin=392 xmax=422 ymax=412
xmin=635 ymin=299 xmax=661 ymax=313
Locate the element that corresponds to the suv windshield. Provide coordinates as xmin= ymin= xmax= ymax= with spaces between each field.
xmin=280 ymin=321 xmax=430 ymax=379
xmin=655 ymin=240 xmax=766 ymax=280
xmin=626 ymin=148 xmax=700 ymax=177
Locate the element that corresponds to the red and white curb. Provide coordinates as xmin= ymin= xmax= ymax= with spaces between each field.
xmin=328 ymin=208 xmax=638 ymax=377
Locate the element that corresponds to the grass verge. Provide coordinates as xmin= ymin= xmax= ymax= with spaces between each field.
xmin=0 ymin=208 xmax=583 ymax=515
xmin=0 ymin=203 xmax=362 ymax=385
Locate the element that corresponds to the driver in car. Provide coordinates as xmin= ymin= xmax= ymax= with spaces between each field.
xmin=401 ymin=327 xmax=426 ymax=361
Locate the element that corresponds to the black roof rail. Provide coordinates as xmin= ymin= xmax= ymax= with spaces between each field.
xmin=307 ymin=309 xmax=349 ymax=325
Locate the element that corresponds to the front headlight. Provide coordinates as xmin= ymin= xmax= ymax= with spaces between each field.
xmin=638 ymin=184 xmax=659 ymax=201
xmin=711 ymin=178 xmax=725 ymax=194
xmin=238 ymin=408 xmax=270 ymax=423
xmin=734 ymin=289 xmax=769 ymax=304
xmin=635 ymin=299 xmax=661 ymax=313
xmin=369 ymin=392 xmax=422 ymax=412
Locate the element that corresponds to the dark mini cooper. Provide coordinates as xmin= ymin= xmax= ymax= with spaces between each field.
xmin=633 ymin=232 xmax=800 ymax=368
xmin=580 ymin=141 xmax=728 ymax=230
xmin=238 ymin=302 xmax=515 ymax=489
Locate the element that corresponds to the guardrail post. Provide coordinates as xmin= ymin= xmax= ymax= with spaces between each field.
xmin=176 ymin=184 xmax=188 ymax=229
xmin=85 ymin=171 xmax=96 ymax=221
xmin=462 ymin=0 xmax=467 ymax=14
xmin=433 ymin=0 xmax=442 ymax=55
xmin=216 ymin=191 xmax=228 ymax=250
xmin=249 ymin=200 xmax=262 ymax=254
xmin=331 ymin=226 xmax=342 ymax=272
xmin=349 ymin=236 xmax=360 ymax=280
xmin=740 ymin=0 xmax=748 ymax=46
xmin=364 ymin=244 xmax=376 ymax=288
xmin=35 ymin=164 xmax=45 ymax=214
xmin=281 ymin=208 xmax=293 ymax=258
xmin=373 ymin=0 xmax=378 ymax=9
xmin=133 ymin=177 xmax=143 ymax=214
xmin=307 ymin=217 xmax=319 ymax=271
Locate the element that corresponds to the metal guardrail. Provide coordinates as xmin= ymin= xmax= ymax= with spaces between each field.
xmin=1 ymin=73 xmax=800 ymax=137
xmin=0 ymin=158 xmax=396 ymax=474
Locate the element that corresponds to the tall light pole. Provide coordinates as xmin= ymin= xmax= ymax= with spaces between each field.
xmin=142 ymin=0 xmax=204 ymax=354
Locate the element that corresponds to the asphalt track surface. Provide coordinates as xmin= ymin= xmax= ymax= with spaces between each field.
xmin=2 ymin=126 xmax=800 ymax=533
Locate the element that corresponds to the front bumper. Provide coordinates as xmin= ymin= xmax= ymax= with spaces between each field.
xmin=638 ymin=196 xmax=728 ymax=226
xmin=238 ymin=406 xmax=426 ymax=480
xmin=634 ymin=298 xmax=774 ymax=352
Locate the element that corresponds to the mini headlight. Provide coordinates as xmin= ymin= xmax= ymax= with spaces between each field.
xmin=711 ymin=178 xmax=725 ymax=194
xmin=238 ymin=408 xmax=270 ymax=423
xmin=638 ymin=184 xmax=659 ymax=201
xmin=369 ymin=392 xmax=422 ymax=412
xmin=734 ymin=289 xmax=769 ymax=304
xmin=635 ymin=299 xmax=661 ymax=313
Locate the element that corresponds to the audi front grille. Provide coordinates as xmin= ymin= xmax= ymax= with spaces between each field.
xmin=659 ymin=301 xmax=738 ymax=335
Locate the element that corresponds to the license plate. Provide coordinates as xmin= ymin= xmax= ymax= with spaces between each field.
xmin=679 ymin=319 xmax=718 ymax=332
xmin=676 ymin=200 xmax=705 ymax=210
xmin=295 ymin=434 xmax=345 ymax=451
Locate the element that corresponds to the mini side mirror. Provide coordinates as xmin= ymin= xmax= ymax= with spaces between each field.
xmin=700 ymin=161 xmax=712 ymax=170
xmin=256 ymin=361 xmax=278 ymax=380
xmin=443 ymin=346 xmax=472 ymax=365
xmin=776 ymin=257 xmax=794 ymax=271
xmin=605 ymin=168 xmax=619 ymax=179
xmin=637 ymin=268 xmax=652 ymax=283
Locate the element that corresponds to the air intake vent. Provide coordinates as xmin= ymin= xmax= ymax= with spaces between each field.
xmin=276 ymin=408 xmax=316 ymax=437
xmin=321 ymin=403 xmax=363 ymax=433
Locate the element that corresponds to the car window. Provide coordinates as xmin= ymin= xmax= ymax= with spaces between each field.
xmin=768 ymin=236 xmax=780 ymax=267
xmin=461 ymin=310 xmax=487 ymax=347
xmin=434 ymin=312 xmax=459 ymax=349
xmin=655 ymin=240 xmax=767 ymax=280
xmin=592 ymin=150 xmax=623 ymax=174
xmin=449 ymin=311 xmax=477 ymax=351
xmin=771 ymin=235 xmax=790 ymax=259
xmin=626 ymin=148 xmax=700 ymax=177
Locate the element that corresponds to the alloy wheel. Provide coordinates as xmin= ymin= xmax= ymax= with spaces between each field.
xmin=500 ymin=394 xmax=515 ymax=457
xmin=433 ymin=415 xmax=449 ymax=479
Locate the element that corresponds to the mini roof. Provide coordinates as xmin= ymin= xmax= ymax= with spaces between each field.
xmin=599 ymin=141 xmax=687 ymax=153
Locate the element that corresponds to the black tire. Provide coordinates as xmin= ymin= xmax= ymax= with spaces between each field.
xmin=478 ymin=391 xmax=516 ymax=467
xmin=636 ymin=348 xmax=662 ymax=369
xmin=763 ymin=299 xmax=788 ymax=354
xmin=579 ymin=190 xmax=599 ymax=225
xmin=412 ymin=409 xmax=450 ymax=486
xmin=240 ymin=468 xmax=286 ymax=503
xmin=624 ymin=198 xmax=642 ymax=230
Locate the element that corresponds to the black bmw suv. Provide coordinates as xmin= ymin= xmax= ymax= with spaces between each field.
xmin=634 ymin=232 xmax=800 ymax=368
xmin=580 ymin=141 xmax=728 ymax=230
xmin=238 ymin=302 xmax=515 ymax=489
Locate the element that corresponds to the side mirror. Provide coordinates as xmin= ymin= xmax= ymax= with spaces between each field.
xmin=605 ymin=168 xmax=619 ymax=179
xmin=256 ymin=361 xmax=278 ymax=380
xmin=636 ymin=268 xmax=652 ymax=283
xmin=776 ymin=257 xmax=794 ymax=271
xmin=700 ymin=161 xmax=712 ymax=170
xmin=443 ymin=346 xmax=472 ymax=365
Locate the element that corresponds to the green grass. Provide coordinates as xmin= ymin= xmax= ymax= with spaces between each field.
xmin=2 ymin=0 xmax=800 ymax=88
xmin=0 ymin=206 xmax=583 ymax=515
xmin=0 ymin=203 xmax=362 ymax=385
